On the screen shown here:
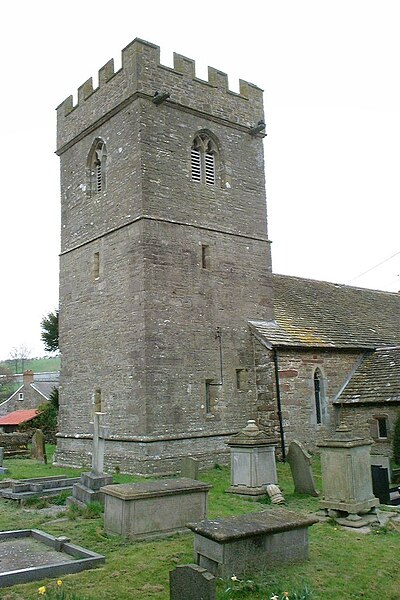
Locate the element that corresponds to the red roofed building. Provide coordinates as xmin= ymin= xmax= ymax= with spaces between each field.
xmin=0 ymin=409 xmax=39 ymax=432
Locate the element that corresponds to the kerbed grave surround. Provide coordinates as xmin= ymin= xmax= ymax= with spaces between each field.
xmin=0 ymin=529 xmax=104 ymax=588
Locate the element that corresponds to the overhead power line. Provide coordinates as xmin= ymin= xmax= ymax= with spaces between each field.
xmin=347 ymin=249 xmax=400 ymax=283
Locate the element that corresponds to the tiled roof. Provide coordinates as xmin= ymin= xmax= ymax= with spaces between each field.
xmin=250 ymin=274 xmax=400 ymax=349
xmin=0 ymin=409 xmax=39 ymax=425
xmin=335 ymin=347 xmax=400 ymax=404
xmin=31 ymin=382 xmax=57 ymax=400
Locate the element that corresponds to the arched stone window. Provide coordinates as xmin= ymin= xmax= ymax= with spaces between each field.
xmin=87 ymin=138 xmax=107 ymax=196
xmin=191 ymin=133 xmax=218 ymax=186
xmin=313 ymin=368 xmax=324 ymax=425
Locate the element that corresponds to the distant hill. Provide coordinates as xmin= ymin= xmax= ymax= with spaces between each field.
xmin=0 ymin=357 xmax=60 ymax=375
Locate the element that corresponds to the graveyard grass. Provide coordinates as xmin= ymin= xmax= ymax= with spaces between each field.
xmin=0 ymin=448 xmax=399 ymax=599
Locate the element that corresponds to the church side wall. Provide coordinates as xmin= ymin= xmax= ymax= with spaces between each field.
xmin=253 ymin=343 xmax=364 ymax=453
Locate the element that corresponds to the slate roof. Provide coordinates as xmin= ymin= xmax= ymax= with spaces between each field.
xmin=31 ymin=382 xmax=57 ymax=400
xmin=334 ymin=347 xmax=400 ymax=405
xmin=0 ymin=410 xmax=39 ymax=425
xmin=250 ymin=274 xmax=400 ymax=349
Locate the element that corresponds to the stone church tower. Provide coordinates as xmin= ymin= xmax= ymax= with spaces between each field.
xmin=54 ymin=39 xmax=273 ymax=474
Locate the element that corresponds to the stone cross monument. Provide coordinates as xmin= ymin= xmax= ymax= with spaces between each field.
xmin=68 ymin=410 xmax=113 ymax=508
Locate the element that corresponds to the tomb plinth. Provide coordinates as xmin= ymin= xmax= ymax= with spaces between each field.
xmin=187 ymin=508 xmax=318 ymax=578
xmin=317 ymin=424 xmax=379 ymax=525
xmin=102 ymin=478 xmax=211 ymax=540
xmin=226 ymin=420 xmax=278 ymax=498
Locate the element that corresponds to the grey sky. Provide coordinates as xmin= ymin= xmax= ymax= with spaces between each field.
xmin=1 ymin=0 xmax=399 ymax=360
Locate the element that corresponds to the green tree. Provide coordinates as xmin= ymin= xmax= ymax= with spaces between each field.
xmin=393 ymin=412 xmax=400 ymax=466
xmin=21 ymin=387 xmax=59 ymax=442
xmin=41 ymin=310 xmax=59 ymax=353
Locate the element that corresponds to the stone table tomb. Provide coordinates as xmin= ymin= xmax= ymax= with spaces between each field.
xmin=102 ymin=478 xmax=211 ymax=540
xmin=187 ymin=507 xmax=318 ymax=578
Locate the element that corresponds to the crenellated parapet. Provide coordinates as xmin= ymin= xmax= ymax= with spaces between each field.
xmin=56 ymin=38 xmax=264 ymax=152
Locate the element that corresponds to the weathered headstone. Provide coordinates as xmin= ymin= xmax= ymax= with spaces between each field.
xmin=287 ymin=440 xmax=319 ymax=496
xmin=31 ymin=430 xmax=47 ymax=464
xmin=169 ymin=564 xmax=215 ymax=600
xmin=181 ymin=457 xmax=199 ymax=479
xmin=371 ymin=455 xmax=392 ymax=482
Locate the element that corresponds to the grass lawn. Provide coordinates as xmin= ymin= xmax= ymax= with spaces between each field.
xmin=0 ymin=450 xmax=399 ymax=599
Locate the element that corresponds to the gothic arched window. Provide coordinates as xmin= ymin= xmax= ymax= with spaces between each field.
xmin=314 ymin=368 xmax=324 ymax=425
xmin=191 ymin=133 xmax=218 ymax=186
xmin=87 ymin=139 xmax=107 ymax=196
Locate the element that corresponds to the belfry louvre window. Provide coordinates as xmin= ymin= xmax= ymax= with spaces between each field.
xmin=191 ymin=133 xmax=217 ymax=185
xmin=87 ymin=139 xmax=107 ymax=196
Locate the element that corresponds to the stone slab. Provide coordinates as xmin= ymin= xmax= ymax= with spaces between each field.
xmin=102 ymin=478 xmax=210 ymax=500
xmin=187 ymin=507 xmax=318 ymax=542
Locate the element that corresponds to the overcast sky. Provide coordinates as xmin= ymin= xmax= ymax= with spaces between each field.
xmin=1 ymin=0 xmax=399 ymax=360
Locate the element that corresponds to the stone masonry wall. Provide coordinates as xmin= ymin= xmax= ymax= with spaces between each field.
xmin=339 ymin=404 xmax=400 ymax=457
xmin=56 ymin=39 xmax=264 ymax=150
xmin=253 ymin=342 xmax=364 ymax=454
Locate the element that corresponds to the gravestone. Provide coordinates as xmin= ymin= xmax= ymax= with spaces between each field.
xmin=31 ymin=430 xmax=47 ymax=464
xmin=371 ymin=455 xmax=392 ymax=483
xmin=371 ymin=465 xmax=390 ymax=505
xmin=169 ymin=564 xmax=215 ymax=600
xmin=68 ymin=411 xmax=112 ymax=508
xmin=287 ymin=440 xmax=319 ymax=496
xmin=317 ymin=424 xmax=379 ymax=527
xmin=0 ymin=447 xmax=7 ymax=474
xmin=226 ymin=420 xmax=278 ymax=499
xmin=181 ymin=457 xmax=199 ymax=479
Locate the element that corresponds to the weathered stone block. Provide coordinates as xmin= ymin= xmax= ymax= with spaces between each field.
xmin=169 ymin=564 xmax=215 ymax=600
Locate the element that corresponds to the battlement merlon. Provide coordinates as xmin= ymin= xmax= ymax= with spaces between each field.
xmin=56 ymin=38 xmax=265 ymax=152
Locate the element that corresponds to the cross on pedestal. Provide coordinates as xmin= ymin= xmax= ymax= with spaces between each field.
xmin=67 ymin=408 xmax=113 ymax=508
